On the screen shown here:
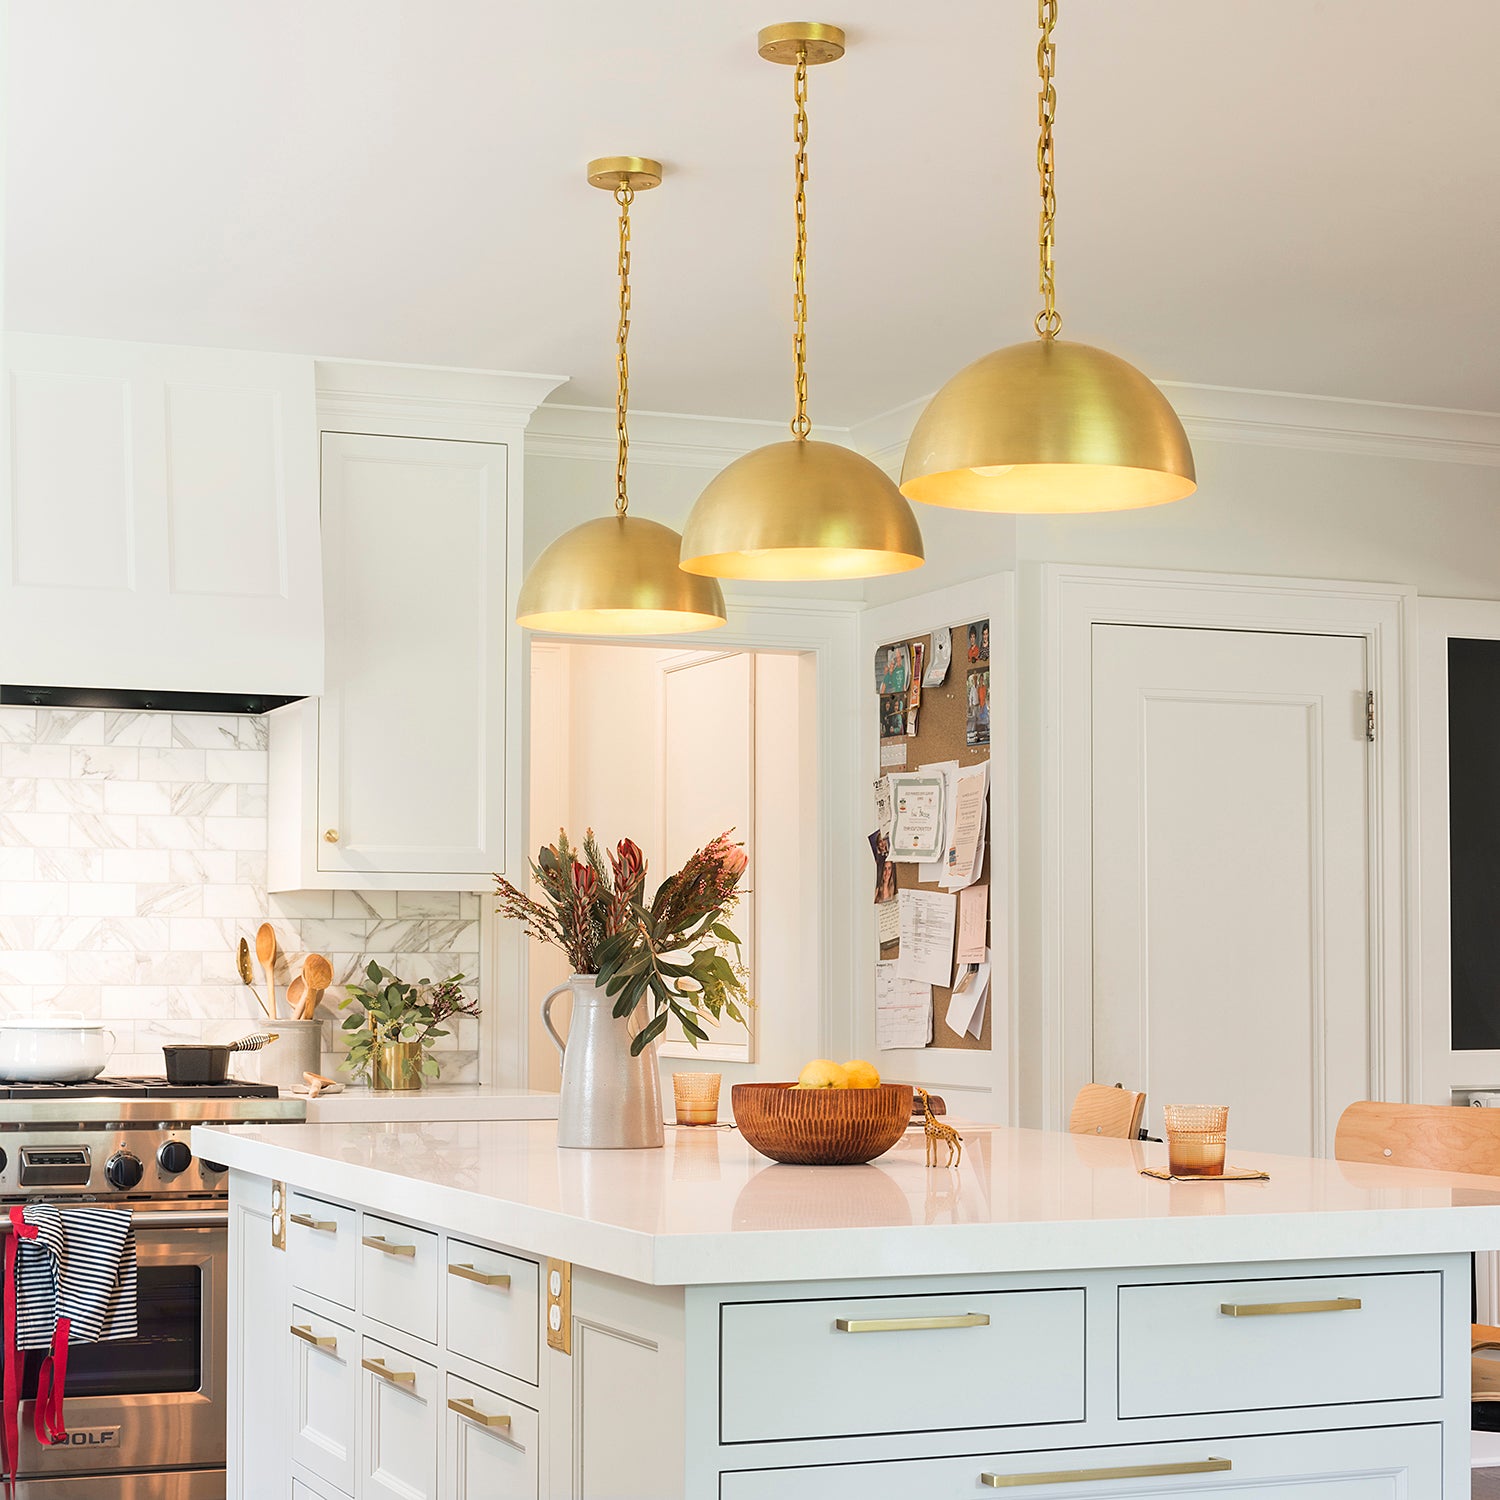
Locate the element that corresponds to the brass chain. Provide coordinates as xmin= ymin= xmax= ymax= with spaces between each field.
xmin=1035 ymin=0 xmax=1061 ymax=339
xmin=613 ymin=177 xmax=635 ymax=516
xmin=790 ymin=46 xmax=812 ymax=439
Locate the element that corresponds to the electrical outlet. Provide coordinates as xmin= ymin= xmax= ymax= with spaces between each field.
xmin=546 ymin=1258 xmax=571 ymax=1354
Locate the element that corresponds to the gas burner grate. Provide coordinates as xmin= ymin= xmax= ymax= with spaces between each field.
xmin=0 ymin=1077 xmax=281 ymax=1101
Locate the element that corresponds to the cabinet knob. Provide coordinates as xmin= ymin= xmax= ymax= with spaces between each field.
xmin=323 ymin=829 xmax=339 ymax=843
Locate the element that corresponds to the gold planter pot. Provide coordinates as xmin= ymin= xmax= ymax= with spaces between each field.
xmin=373 ymin=1039 xmax=424 ymax=1091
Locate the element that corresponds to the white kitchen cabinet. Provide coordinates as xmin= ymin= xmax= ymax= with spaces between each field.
xmin=362 ymin=1334 xmax=440 ymax=1500
xmin=1 ymin=333 xmax=322 ymax=694
xmin=445 ymin=1374 xmax=539 ymax=1500
xmin=268 ymin=432 xmax=509 ymax=891
xmin=291 ymin=1300 xmax=358 ymax=1495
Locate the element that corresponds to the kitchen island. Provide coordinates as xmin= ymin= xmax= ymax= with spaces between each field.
xmin=193 ymin=1117 xmax=1500 ymax=1498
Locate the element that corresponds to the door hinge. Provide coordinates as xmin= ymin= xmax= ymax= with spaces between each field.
xmin=1366 ymin=690 xmax=1375 ymax=743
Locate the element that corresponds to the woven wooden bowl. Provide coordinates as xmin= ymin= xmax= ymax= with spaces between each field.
xmin=732 ymin=1082 xmax=914 ymax=1166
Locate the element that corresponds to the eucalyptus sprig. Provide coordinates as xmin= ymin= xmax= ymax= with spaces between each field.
xmin=338 ymin=962 xmax=477 ymax=1080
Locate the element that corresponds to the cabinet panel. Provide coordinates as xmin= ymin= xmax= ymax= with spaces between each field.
xmin=363 ymin=1334 xmax=438 ymax=1500
xmin=288 ymin=1192 xmax=358 ymax=1310
xmin=1117 ymin=1271 xmax=1441 ymax=1417
xmin=444 ymin=1372 xmax=538 ymax=1500
xmin=720 ymin=1288 xmax=1084 ymax=1444
xmin=445 ymin=1239 xmax=539 ymax=1385
xmin=290 ymin=1301 xmax=356 ymax=1496
xmin=719 ymin=1424 xmax=1442 ymax=1500
xmin=316 ymin=432 xmax=506 ymax=878
xmin=362 ymin=1212 xmax=438 ymax=1345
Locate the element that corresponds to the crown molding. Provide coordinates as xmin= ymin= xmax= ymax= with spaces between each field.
xmin=316 ymin=359 xmax=567 ymax=438
xmin=528 ymin=385 xmax=1500 ymax=473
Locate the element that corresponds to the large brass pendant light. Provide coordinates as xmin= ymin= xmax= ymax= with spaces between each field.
xmin=899 ymin=1 xmax=1196 ymax=514
xmin=679 ymin=24 xmax=924 ymax=582
xmin=516 ymin=159 xmax=726 ymax=634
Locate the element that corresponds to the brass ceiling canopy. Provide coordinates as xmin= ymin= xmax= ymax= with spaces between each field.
xmin=516 ymin=158 xmax=726 ymax=635
xmin=679 ymin=22 xmax=924 ymax=582
xmin=899 ymin=0 xmax=1195 ymax=514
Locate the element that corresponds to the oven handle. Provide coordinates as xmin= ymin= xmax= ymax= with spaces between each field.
xmin=0 ymin=1208 xmax=228 ymax=1233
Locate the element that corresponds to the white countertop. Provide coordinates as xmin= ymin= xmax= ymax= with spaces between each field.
xmin=296 ymin=1084 xmax=559 ymax=1123
xmin=191 ymin=1117 xmax=1500 ymax=1287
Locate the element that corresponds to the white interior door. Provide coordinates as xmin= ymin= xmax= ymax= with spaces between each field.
xmin=1090 ymin=624 xmax=1371 ymax=1156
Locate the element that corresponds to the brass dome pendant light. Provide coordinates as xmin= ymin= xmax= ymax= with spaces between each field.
xmin=900 ymin=0 xmax=1196 ymax=514
xmin=516 ymin=158 xmax=726 ymax=634
xmin=679 ymin=24 xmax=924 ymax=582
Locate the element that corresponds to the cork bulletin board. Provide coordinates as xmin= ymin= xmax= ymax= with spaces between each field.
xmin=874 ymin=621 xmax=992 ymax=1052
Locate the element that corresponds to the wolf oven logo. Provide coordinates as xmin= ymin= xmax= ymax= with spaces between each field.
xmin=57 ymin=1427 xmax=120 ymax=1448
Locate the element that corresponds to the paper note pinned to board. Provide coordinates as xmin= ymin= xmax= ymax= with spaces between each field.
xmin=896 ymin=888 xmax=957 ymax=986
xmin=956 ymin=883 xmax=988 ymax=965
xmin=888 ymin=773 xmax=946 ymax=862
xmin=945 ymin=951 xmax=991 ymax=1039
xmin=876 ymin=961 xmax=932 ymax=1050
xmin=880 ymin=740 xmax=908 ymax=770
xmin=876 ymin=898 xmax=900 ymax=946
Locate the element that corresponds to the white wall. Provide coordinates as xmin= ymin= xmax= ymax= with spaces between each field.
xmin=526 ymin=643 xmax=820 ymax=1098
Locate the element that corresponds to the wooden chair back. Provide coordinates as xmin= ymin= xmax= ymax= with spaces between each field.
xmin=1334 ymin=1100 xmax=1500 ymax=1176
xmin=1069 ymin=1083 xmax=1146 ymax=1140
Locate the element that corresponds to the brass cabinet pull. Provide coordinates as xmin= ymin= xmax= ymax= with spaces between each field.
xmin=447 ymin=1396 xmax=513 ymax=1432
xmin=324 ymin=829 xmax=339 ymax=843
xmin=361 ymin=1356 xmax=417 ymax=1388
xmin=289 ymin=1323 xmax=337 ymax=1351
xmin=1219 ymin=1297 xmax=1362 ymax=1318
xmin=448 ymin=1262 xmax=511 ymax=1288
xmin=363 ymin=1234 xmax=417 ymax=1258
xmin=834 ymin=1313 xmax=990 ymax=1334
xmin=982 ymin=1458 xmax=1232 ymax=1487
xmin=289 ymin=1213 xmax=336 ymax=1233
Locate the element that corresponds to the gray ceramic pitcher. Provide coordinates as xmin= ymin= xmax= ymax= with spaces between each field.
xmin=542 ymin=975 xmax=665 ymax=1149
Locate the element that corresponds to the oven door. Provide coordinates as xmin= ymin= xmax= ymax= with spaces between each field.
xmin=2 ymin=1206 xmax=226 ymax=1483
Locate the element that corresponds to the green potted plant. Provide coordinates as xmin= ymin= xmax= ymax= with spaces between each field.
xmin=338 ymin=962 xmax=478 ymax=1090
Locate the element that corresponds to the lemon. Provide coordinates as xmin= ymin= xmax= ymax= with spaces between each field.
xmin=842 ymin=1059 xmax=881 ymax=1090
xmin=794 ymin=1059 xmax=849 ymax=1090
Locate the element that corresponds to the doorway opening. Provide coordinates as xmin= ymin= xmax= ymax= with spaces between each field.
xmin=526 ymin=641 xmax=819 ymax=1092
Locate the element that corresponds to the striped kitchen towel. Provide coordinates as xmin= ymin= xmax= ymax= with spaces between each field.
xmin=12 ymin=1204 xmax=137 ymax=1348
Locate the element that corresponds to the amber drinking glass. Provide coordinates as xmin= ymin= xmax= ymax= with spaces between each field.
xmin=673 ymin=1072 xmax=722 ymax=1126
xmin=1163 ymin=1104 xmax=1229 ymax=1177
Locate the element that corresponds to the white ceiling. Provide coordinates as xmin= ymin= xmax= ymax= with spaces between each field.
xmin=7 ymin=1 xmax=1499 ymax=425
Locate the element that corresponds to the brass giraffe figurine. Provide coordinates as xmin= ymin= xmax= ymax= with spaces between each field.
xmin=916 ymin=1088 xmax=962 ymax=1168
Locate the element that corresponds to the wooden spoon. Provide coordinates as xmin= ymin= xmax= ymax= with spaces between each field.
xmin=301 ymin=953 xmax=334 ymax=1020
xmin=285 ymin=976 xmax=306 ymax=1019
xmin=255 ymin=923 xmax=278 ymax=1019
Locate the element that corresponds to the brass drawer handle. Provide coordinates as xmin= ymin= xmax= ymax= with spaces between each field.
xmin=289 ymin=1323 xmax=337 ymax=1351
xmin=363 ymin=1234 xmax=417 ymax=1258
xmin=1219 ymin=1297 xmax=1362 ymax=1318
xmin=289 ymin=1213 xmax=336 ymax=1233
xmin=449 ymin=1262 xmax=511 ymax=1288
xmin=447 ymin=1396 xmax=513 ymax=1432
xmin=982 ymin=1458 xmax=1232 ymax=1487
xmin=362 ymin=1356 xmax=417 ymax=1388
xmin=835 ymin=1313 xmax=990 ymax=1334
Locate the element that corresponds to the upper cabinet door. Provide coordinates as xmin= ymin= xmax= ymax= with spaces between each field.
xmin=1 ymin=333 xmax=322 ymax=694
xmin=315 ymin=432 xmax=507 ymax=879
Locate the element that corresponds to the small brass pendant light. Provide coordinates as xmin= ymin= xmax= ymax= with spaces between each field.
xmin=900 ymin=0 xmax=1196 ymax=514
xmin=517 ymin=158 xmax=727 ymax=634
xmin=679 ymin=23 xmax=924 ymax=582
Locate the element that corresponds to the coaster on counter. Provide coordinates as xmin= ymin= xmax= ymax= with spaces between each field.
xmin=1139 ymin=1166 xmax=1270 ymax=1183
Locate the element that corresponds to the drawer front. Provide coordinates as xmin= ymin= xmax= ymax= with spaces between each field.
xmin=719 ymin=1423 xmax=1441 ymax=1500
xmin=290 ymin=1301 xmax=357 ymax=1495
xmin=362 ymin=1334 xmax=439 ymax=1500
xmin=361 ymin=1212 xmax=439 ymax=1344
xmin=719 ymin=1288 xmax=1084 ymax=1444
xmin=446 ymin=1238 xmax=540 ymax=1386
xmin=444 ymin=1372 xmax=539 ymax=1500
xmin=288 ymin=1192 xmax=357 ymax=1310
xmin=1117 ymin=1271 xmax=1442 ymax=1417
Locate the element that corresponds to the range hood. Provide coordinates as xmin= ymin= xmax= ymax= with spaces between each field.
xmin=2 ymin=685 xmax=301 ymax=715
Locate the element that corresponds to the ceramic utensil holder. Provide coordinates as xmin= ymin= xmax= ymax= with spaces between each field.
xmin=247 ymin=1019 xmax=324 ymax=1095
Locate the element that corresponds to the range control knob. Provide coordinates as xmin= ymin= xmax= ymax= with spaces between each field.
xmin=105 ymin=1150 xmax=144 ymax=1191
xmin=0 ymin=1147 xmax=7 ymax=1175
xmin=157 ymin=1140 xmax=192 ymax=1175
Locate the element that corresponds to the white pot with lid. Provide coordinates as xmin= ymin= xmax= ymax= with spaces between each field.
xmin=0 ymin=1018 xmax=116 ymax=1082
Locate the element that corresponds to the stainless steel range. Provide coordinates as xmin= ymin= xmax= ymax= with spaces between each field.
xmin=0 ymin=1078 xmax=304 ymax=1499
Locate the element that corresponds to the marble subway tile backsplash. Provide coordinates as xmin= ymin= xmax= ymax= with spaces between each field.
xmin=0 ymin=708 xmax=482 ymax=1082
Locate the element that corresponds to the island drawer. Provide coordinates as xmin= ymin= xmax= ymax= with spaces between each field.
xmin=361 ymin=1334 xmax=438 ymax=1500
xmin=444 ymin=1372 xmax=539 ymax=1499
xmin=361 ymin=1212 xmax=439 ymax=1345
xmin=290 ymin=1301 xmax=356 ymax=1496
xmin=719 ymin=1288 xmax=1084 ymax=1444
xmin=288 ymin=1192 xmax=358 ymax=1310
xmin=718 ymin=1422 xmax=1442 ymax=1499
xmin=1116 ymin=1270 xmax=1442 ymax=1417
xmin=445 ymin=1238 xmax=540 ymax=1385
